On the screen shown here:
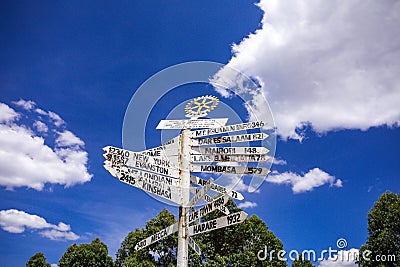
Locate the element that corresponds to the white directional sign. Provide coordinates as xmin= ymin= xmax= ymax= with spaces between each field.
xmin=104 ymin=162 xmax=182 ymax=204
xmin=191 ymin=133 xmax=268 ymax=146
xmin=191 ymin=146 xmax=269 ymax=155
xmin=189 ymin=187 xmax=230 ymax=216
xmin=187 ymin=178 xmax=213 ymax=207
xmin=156 ymin=118 xmax=228 ymax=129
xmin=191 ymin=154 xmax=270 ymax=163
xmin=188 ymin=237 xmax=201 ymax=255
xmin=188 ymin=211 xmax=248 ymax=236
xmin=139 ymin=135 xmax=181 ymax=157
xmin=104 ymin=146 xmax=180 ymax=178
xmin=190 ymin=175 xmax=244 ymax=200
xmin=135 ymin=222 xmax=179 ymax=251
xmin=186 ymin=194 xmax=229 ymax=224
xmin=191 ymin=164 xmax=270 ymax=176
xmin=190 ymin=121 xmax=266 ymax=138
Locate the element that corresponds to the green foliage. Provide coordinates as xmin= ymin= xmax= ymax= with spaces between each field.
xmin=26 ymin=252 xmax=51 ymax=267
xmin=291 ymin=255 xmax=314 ymax=267
xmin=115 ymin=208 xmax=177 ymax=267
xmin=58 ymin=238 xmax=114 ymax=267
xmin=358 ymin=191 xmax=400 ymax=267
xmin=116 ymin=200 xmax=287 ymax=267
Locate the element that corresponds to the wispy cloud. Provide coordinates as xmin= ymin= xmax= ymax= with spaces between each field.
xmin=0 ymin=209 xmax=79 ymax=241
xmin=12 ymin=99 xmax=36 ymax=111
xmin=214 ymin=0 xmax=400 ymax=140
xmin=318 ymin=248 xmax=359 ymax=267
xmin=267 ymin=168 xmax=342 ymax=194
xmin=238 ymin=201 xmax=258 ymax=209
xmin=0 ymin=103 xmax=19 ymax=123
xmin=0 ymin=101 xmax=92 ymax=190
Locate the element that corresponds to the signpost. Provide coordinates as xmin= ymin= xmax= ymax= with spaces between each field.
xmin=103 ymin=95 xmax=271 ymax=267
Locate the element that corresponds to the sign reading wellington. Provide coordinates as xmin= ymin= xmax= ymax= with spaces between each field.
xmin=103 ymin=95 xmax=272 ymax=267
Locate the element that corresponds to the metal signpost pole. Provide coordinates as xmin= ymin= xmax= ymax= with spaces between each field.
xmin=177 ymin=128 xmax=190 ymax=267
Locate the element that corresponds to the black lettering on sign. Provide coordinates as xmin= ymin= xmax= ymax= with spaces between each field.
xmin=136 ymin=239 xmax=146 ymax=249
xmin=193 ymin=219 xmax=217 ymax=234
xmin=227 ymin=213 xmax=241 ymax=225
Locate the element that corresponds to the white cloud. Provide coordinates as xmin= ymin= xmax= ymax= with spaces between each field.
xmin=0 ymin=209 xmax=79 ymax=241
xmin=266 ymin=168 xmax=342 ymax=193
xmin=0 ymin=101 xmax=92 ymax=190
xmin=12 ymin=99 xmax=36 ymax=110
xmin=47 ymin=111 xmax=65 ymax=127
xmin=271 ymin=158 xmax=287 ymax=165
xmin=0 ymin=103 xmax=19 ymax=123
xmin=238 ymin=201 xmax=258 ymax=209
xmin=215 ymin=0 xmax=400 ymax=140
xmin=56 ymin=130 xmax=85 ymax=147
xmin=318 ymin=248 xmax=359 ymax=267
xmin=33 ymin=120 xmax=48 ymax=133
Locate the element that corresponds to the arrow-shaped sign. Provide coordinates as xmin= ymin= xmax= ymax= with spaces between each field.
xmin=191 ymin=146 xmax=269 ymax=155
xmin=191 ymin=154 xmax=270 ymax=163
xmin=189 ymin=187 xmax=230 ymax=216
xmin=104 ymin=162 xmax=182 ymax=204
xmin=188 ymin=211 xmax=248 ymax=236
xmin=190 ymin=175 xmax=244 ymax=201
xmin=186 ymin=178 xmax=213 ymax=207
xmin=139 ymin=135 xmax=181 ymax=157
xmin=157 ymin=118 xmax=228 ymax=129
xmin=190 ymin=164 xmax=270 ymax=176
xmin=188 ymin=237 xmax=201 ymax=255
xmin=135 ymin=222 xmax=178 ymax=251
xmin=191 ymin=133 xmax=268 ymax=146
xmin=186 ymin=193 xmax=229 ymax=224
xmin=104 ymin=146 xmax=180 ymax=178
xmin=190 ymin=121 xmax=266 ymax=138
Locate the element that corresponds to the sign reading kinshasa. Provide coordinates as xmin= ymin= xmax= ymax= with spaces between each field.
xmin=103 ymin=95 xmax=272 ymax=267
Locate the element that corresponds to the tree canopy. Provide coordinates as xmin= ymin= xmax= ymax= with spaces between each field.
xmin=358 ymin=191 xmax=400 ymax=267
xmin=26 ymin=252 xmax=51 ymax=267
xmin=58 ymin=238 xmax=114 ymax=267
xmin=115 ymin=199 xmax=287 ymax=267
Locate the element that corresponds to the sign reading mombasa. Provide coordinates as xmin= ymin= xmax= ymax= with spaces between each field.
xmin=104 ymin=90 xmax=275 ymax=267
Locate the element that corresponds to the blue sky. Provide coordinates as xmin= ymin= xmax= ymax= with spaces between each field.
xmin=1 ymin=1 xmax=399 ymax=266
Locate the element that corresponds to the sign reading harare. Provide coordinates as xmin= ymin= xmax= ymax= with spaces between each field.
xmin=103 ymin=95 xmax=272 ymax=267
xmin=188 ymin=211 xmax=248 ymax=236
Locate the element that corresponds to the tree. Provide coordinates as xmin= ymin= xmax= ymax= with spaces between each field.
xmin=291 ymin=255 xmax=314 ymax=267
xmin=59 ymin=238 xmax=114 ymax=267
xmin=26 ymin=252 xmax=51 ymax=267
xmin=358 ymin=191 xmax=400 ymax=267
xmin=116 ymin=200 xmax=287 ymax=266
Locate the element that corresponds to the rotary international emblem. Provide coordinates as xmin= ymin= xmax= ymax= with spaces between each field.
xmin=184 ymin=95 xmax=219 ymax=119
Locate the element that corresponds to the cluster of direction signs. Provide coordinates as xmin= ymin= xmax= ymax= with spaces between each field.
xmin=103 ymin=119 xmax=270 ymax=256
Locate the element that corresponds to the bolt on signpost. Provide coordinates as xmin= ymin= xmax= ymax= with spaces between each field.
xmin=103 ymin=95 xmax=271 ymax=267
